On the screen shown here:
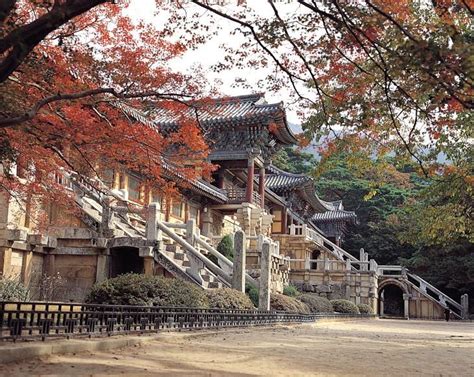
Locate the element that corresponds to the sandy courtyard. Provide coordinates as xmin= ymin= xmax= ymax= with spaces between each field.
xmin=2 ymin=319 xmax=473 ymax=376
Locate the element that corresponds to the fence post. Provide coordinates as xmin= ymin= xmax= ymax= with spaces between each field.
xmin=259 ymin=241 xmax=271 ymax=311
xmin=232 ymin=230 xmax=246 ymax=292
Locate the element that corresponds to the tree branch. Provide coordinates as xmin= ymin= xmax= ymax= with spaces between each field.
xmin=0 ymin=88 xmax=194 ymax=128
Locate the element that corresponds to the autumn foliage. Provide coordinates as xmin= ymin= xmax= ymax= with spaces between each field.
xmin=0 ymin=1 xmax=214 ymax=228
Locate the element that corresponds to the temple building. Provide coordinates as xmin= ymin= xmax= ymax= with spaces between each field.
xmin=0 ymin=93 xmax=469 ymax=320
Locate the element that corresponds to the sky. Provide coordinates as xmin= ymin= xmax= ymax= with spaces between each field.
xmin=127 ymin=0 xmax=309 ymax=126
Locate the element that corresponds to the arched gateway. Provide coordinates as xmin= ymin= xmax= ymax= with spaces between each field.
xmin=378 ymin=279 xmax=410 ymax=319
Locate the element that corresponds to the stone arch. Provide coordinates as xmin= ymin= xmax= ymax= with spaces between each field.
xmin=378 ymin=278 xmax=409 ymax=295
xmin=378 ymin=279 xmax=409 ymax=318
xmin=311 ymin=249 xmax=321 ymax=270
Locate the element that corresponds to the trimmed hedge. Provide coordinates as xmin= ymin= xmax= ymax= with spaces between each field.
xmin=300 ymin=294 xmax=333 ymax=313
xmin=85 ymin=274 xmax=208 ymax=307
xmin=357 ymin=303 xmax=373 ymax=314
xmin=86 ymin=273 xmax=256 ymax=310
xmin=330 ymin=299 xmax=360 ymax=314
xmin=270 ymin=293 xmax=310 ymax=314
xmin=206 ymin=288 xmax=255 ymax=310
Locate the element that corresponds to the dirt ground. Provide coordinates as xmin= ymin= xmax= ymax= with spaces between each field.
xmin=2 ymin=319 xmax=473 ymax=376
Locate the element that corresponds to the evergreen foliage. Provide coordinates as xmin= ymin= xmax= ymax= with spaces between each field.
xmin=245 ymin=283 xmax=259 ymax=307
xmin=216 ymin=235 xmax=234 ymax=261
xmin=283 ymin=284 xmax=299 ymax=297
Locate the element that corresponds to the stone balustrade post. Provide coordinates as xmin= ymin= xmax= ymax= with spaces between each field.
xmin=346 ymin=259 xmax=351 ymax=271
xmin=232 ymin=230 xmax=246 ymax=292
xmin=100 ymin=196 xmax=114 ymax=237
xmin=461 ymin=294 xmax=469 ymax=319
xmin=289 ymin=224 xmax=296 ymax=236
xmin=259 ymin=241 xmax=271 ymax=311
xmin=369 ymin=259 xmax=377 ymax=272
xmin=146 ymin=202 xmax=160 ymax=242
xmin=304 ymin=256 xmax=310 ymax=270
xmin=186 ymin=219 xmax=196 ymax=247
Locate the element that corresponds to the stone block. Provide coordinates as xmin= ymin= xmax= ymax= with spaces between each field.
xmin=27 ymin=234 xmax=48 ymax=246
xmin=139 ymin=246 xmax=154 ymax=258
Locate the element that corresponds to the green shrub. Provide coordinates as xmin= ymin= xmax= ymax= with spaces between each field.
xmin=300 ymin=294 xmax=333 ymax=313
xmin=330 ymin=299 xmax=360 ymax=314
xmin=207 ymin=288 xmax=255 ymax=309
xmin=245 ymin=283 xmax=259 ymax=307
xmin=357 ymin=303 xmax=372 ymax=314
xmin=283 ymin=284 xmax=299 ymax=297
xmin=270 ymin=293 xmax=310 ymax=314
xmin=0 ymin=275 xmax=29 ymax=301
xmin=217 ymin=235 xmax=234 ymax=261
xmin=85 ymin=273 xmax=209 ymax=307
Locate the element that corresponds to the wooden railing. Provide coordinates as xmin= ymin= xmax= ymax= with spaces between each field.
xmin=226 ymin=186 xmax=261 ymax=206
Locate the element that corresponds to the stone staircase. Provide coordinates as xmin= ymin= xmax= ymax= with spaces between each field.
xmin=71 ymin=178 xmax=228 ymax=289
xmin=297 ymin=224 xmax=467 ymax=318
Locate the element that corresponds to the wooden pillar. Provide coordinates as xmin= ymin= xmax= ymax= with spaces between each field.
xmin=245 ymin=157 xmax=255 ymax=203
xmin=258 ymin=165 xmax=265 ymax=208
xmin=217 ymin=171 xmax=225 ymax=189
xmin=281 ymin=208 xmax=287 ymax=235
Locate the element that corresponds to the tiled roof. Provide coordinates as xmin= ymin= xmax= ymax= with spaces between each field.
xmin=312 ymin=210 xmax=357 ymax=223
xmin=149 ymin=94 xmax=276 ymax=124
xmin=265 ymin=165 xmax=340 ymax=212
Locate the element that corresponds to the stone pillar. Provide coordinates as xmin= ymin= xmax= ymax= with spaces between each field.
xmin=259 ymin=241 xmax=271 ymax=311
xmin=403 ymin=293 xmax=410 ymax=319
xmin=20 ymin=250 xmax=33 ymax=285
xmin=143 ymin=257 xmax=154 ymax=276
xmin=245 ymin=157 xmax=255 ymax=203
xmin=0 ymin=247 xmax=12 ymax=277
xmin=379 ymin=290 xmax=384 ymax=317
xmin=258 ymin=165 xmax=265 ymax=208
xmin=232 ymin=230 xmax=246 ymax=292
xmin=96 ymin=252 xmax=109 ymax=282
xmin=43 ymin=253 xmax=55 ymax=277
xmin=461 ymin=294 xmax=469 ymax=319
